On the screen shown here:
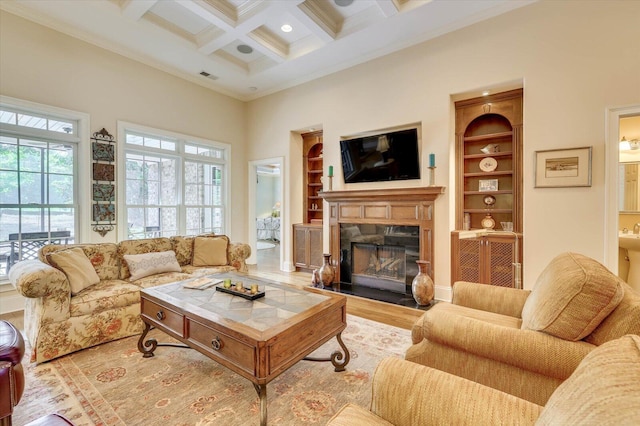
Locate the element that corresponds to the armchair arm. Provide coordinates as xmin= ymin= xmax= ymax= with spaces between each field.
xmin=422 ymin=310 xmax=594 ymax=380
xmin=369 ymin=357 xmax=542 ymax=426
xmin=8 ymin=259 xmax=69 ymax=298
xmin=452 ymin=281 xmax=530 ymax=318
xmin=228 ymin=242 xmax=251 ymax=273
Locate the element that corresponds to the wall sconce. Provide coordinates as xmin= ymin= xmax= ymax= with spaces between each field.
xmin=620 ymin=136 xmax=640 ymax=151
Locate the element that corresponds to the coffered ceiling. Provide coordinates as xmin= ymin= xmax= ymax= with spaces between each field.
xmin=1 ymin=0 xmax=534 ymax=101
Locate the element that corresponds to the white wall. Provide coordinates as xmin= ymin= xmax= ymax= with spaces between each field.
xmin=256 ymin=174 xmax=280 ymax=218
xmin=246 ymin=1 xmax=640 ymax=291
xmin=0 ymin=10 xmax=248 ymax=244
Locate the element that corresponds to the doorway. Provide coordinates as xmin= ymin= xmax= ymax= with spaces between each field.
xmin=248 ymin=157 xmax=284 ymax=271
xmin=606 ymin=105 xmax=640 ymax=283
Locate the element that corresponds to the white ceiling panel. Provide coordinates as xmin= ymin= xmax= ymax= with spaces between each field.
xmin=0 ymin=0 xmax=536 ymax=101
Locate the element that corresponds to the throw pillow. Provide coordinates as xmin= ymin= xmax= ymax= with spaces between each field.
xmin=521 ymin=252 xmax=624 ymax=341
xmin=536 ymin=335 xmax=640 ymax=425
xmin=192 ymin=235 xmax=229 ymax=266
xmin=124 ymin=250 xmax=181 ymax=281
xmin=47 ymin=247 xmax=100 ymax=295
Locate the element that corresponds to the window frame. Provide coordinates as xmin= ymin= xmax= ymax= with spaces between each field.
xmin=117 ymin=121 xmax=231 ymax=241
xmin=0 ymin=95 xmax=90 ymax=282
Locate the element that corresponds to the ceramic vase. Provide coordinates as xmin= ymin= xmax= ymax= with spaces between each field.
xmin=412 ymin=260 xmax=434 ymax=306
xmin=318 ymin=253 xmax=335 ymax=289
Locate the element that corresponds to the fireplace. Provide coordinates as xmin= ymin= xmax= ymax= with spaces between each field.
xmin=321 ymin=186 xmax=444 ymax=307
xmin=340 ymin=224 xmax=419 ymax=299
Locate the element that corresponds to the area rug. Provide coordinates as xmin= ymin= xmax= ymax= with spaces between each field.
xmin=13 ymin=314 xmax=410 ymax=425
xmin=257 ymin=241 xmax=277 ymax=250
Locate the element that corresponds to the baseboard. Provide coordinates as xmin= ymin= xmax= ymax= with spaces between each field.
xmin=0 ymin=288 xmax=25 ymax=314
xmin=282 ymin=260 xmax=296 ymax=272
xmin=434 ymin=284 xmax=452 ymax=303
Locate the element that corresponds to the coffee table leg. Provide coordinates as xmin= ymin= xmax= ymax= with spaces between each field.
xmin=304 ymin=332 xmax=350 ymax=372
xmin=137 ymin=321 xmax=158 ymax=358
xmin=253 ymin=384 xmax=267 ymax=426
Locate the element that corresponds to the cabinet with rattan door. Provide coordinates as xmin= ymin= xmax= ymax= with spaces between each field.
xmin=451 ymin=231 xmax=521 ymax=287
xmin=293 ymin=223 xmax=323 ymax=272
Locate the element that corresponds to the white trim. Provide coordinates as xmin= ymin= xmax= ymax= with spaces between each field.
xmin=434 ymin=284 xmax=452 ymax=303
xmin=248 ymin=157 xmax=285 ymax=270
xmin=0 ymin=95 xmax=90 ymax=244
xmin=605 ymin=104 xmax=640 ymax=273
xmin=0 ymin=287 xmax=25 ymax=315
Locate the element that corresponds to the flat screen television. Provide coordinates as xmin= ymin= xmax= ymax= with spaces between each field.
xmin=340 ymin=128 xmax=421 ymax=184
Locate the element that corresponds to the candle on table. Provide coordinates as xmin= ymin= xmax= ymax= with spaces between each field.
xmin=429 ymin=153 xmax=435 ymax=168
xmin=328 ymin=165 xmax=333 ymax=177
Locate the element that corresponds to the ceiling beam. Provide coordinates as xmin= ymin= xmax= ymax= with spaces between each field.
xmin=120 ymin=0 xmax=158 ymax=21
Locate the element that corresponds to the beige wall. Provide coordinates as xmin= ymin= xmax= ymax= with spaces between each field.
xmin=246 ymin=1 xmax=640 ymax=291
xmin=2 ymin=1 xmax=640 ymax=295
xmin=0 ymin=11 xmax=248 ymax=244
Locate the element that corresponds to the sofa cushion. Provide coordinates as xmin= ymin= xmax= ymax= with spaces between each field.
xmin=192 ymin=235 xmax=229 ymax=267
xmin=47 ymin=247 xmax=100 ymax=296
xmin=536 ymin=334 xmax=640 ymax=425
xmin=69 ymin=279 xmax=142 ymax=316
xmin=124 ymin=250 xmax=182 ymax=281
xmin=41 ymin=243 xmax=120 ymax=280
xmin=117 ymin=237 xmax=173 ymax=279
xmin=521 ymin=253 xmax=624 ymax=341
xmin=171 ymin=233 xmax=217 ymax=266
xmin=584 ymin=282 xmax=640 ymax=345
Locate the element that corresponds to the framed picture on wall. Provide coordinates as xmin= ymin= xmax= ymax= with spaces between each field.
xmin=535 ymin=146 xmax=592 ymax=188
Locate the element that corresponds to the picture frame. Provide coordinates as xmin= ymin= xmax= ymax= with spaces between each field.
xmin=478 ymin=178 xmax=498 ymax=192
xmin=92 ymin=183 xmax=115 ymax=201
xmin=92 ymin=142 xmax=115 ymax=162
xmin=93 ymin=204 xmax=115 ymax=222
xmin=535 ymin=146 xmax=592 ymax=188
xmin=93 ymin=163 xmax=115 ymax=181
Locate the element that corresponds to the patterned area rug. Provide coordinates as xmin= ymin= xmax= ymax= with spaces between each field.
xmin=14 ymin=314 xmax=410 ymax=425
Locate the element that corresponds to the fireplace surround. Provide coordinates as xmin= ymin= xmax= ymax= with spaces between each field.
xmin=321 ymin=187 xmax=445 ymax=306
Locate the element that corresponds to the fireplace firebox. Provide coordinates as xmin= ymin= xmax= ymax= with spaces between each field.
xmin=340 ymin=224 xmax=419 ymax=300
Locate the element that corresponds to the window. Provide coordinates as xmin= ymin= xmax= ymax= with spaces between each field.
xmin=121 ymin=123 xmax=229 ymax=240
xmin=0 ymin=101 xmax=83 ymax=278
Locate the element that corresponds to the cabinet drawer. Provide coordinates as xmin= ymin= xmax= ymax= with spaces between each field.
xmin=187 ymin=319 xmax=256 ymax=375
xmin=141 ymin=299 xmax=184 ymax=337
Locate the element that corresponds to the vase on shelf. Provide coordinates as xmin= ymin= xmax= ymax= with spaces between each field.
xmin=318 ymin=253 xmax=335 ymax=289
xmin=412 ymin=260 xmax=434 ymax=306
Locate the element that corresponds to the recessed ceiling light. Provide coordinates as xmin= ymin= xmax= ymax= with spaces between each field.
xmin=335 ymin=0 xmax=354 ymax=7
xmin=281 ymin=24 xmax=293 ymax=33
xmin=482 ymin=91 xmax=490 ymax=96
xmin=237 ymin=44 xmax=253 ymax=54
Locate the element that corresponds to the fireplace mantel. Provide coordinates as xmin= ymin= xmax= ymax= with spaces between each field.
xmin=320 ymin=186 xmax=445 ymax=286
xmin=320 ymin=186 xmax=445 ymax=203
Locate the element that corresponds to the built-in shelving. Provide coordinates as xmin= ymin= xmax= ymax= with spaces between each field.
xmin=452 ymin=89 xmax=524 ymax=288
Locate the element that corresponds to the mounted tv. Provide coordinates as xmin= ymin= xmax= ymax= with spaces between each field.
xmin=340 ymin=128 xmax=421 ymax=184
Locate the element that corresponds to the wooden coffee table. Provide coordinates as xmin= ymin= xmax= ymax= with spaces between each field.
xmin=137 ymin=272 xmax=349 ymax=425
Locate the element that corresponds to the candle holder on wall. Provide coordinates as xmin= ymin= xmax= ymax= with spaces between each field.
xmin=91 ymin=128 xmax=116 ymax=237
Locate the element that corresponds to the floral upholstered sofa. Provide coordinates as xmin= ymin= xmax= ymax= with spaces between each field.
xmin=8 ymin=234 xmax=250 ymax=363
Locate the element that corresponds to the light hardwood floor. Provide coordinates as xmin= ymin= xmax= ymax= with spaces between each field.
xmin=1 ymin=242 xmax=424 ymax=331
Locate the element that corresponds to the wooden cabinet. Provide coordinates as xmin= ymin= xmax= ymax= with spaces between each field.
xmin=303 ymin=131 xmax=323 ymax=224
xmin=451 ymin=231 xmax=522 ymax=288
xmin=293 ymin=223 xmax=323 ymax=272
xmin=455 ymin=89 xmax=523 ymax=231
xmin=452 ymin=89 xmax=523 ymax=288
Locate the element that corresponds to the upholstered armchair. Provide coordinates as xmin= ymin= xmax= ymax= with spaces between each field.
xmin=327 ymin=335 xmax=640 ymax=425
xmin=406 ymin=252 xmax=640 ymax=405
xmin=0 ymin=320 xmax=25 ymax=426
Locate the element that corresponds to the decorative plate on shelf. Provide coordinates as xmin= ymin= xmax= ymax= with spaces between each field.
xmin=479 ymin=157 xmax=498 ymax=172
xmin=483 ymin=195 xmax=496 ymax=207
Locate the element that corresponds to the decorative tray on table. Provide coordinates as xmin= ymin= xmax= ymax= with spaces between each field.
xmin=215 ymin=284 xmax=265 ymax=300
